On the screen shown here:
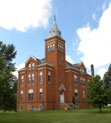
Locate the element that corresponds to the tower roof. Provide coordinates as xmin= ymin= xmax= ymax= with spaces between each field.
xmin=48 ymin=16 xmax=62 ymax=38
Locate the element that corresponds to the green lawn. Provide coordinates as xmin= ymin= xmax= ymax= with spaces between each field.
xmin=0 ymin=108 xmax=111 ymax=123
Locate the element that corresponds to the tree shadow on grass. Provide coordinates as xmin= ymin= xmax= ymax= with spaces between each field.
xmin=86 ymin=107 xmax=111 ymax=114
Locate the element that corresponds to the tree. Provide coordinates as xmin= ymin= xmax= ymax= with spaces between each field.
xmin=86 ymin=75 xmax=106 ymax=113
xmin=0 ymin=41 xmax=17 ymax=111
xmin=103 ymin=64 xmax=111 ymax=89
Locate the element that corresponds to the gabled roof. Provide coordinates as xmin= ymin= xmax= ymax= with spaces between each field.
xmin=65 ymin=61 xmax=88 ymax=74
xmin=27 ymin=56 xmax=38 ymax=61
xmin=19 ymin=57 xmax=53 ymax=72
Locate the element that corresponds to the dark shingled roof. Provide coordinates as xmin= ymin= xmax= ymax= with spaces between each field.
xmin=19 ymin=56 xmax=91 ymax=77
xmin=65 ymin=61 xmax=80 ymax=70
xmin=37 ymin=58 xmax=53 ymax=67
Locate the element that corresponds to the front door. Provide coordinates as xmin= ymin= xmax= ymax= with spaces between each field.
xmin=60 ymin=91 xmax=64 ymax=103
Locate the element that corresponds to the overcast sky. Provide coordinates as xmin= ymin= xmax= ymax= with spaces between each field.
xmin=0 ymin=0 xmax=111 ymax=78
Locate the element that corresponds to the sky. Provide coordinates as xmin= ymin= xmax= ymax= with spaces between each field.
xmin=0 ymin=0 xmax=111 ymax=78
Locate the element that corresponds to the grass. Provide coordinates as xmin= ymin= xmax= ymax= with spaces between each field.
xmin=0 ymin=108 xmax=111 ymax=123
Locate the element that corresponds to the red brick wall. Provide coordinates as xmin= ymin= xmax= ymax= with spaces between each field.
xmin=17 ymin=37 xmax=92 ymax=110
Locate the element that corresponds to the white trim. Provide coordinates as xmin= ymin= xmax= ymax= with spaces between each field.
xmin=48 ymin=71 xmax=51 ymax=76
xmin=40 ymin=88 xmax=43 ymax=92
xmin=75 ymin=89 xmax=78 ymax=93
xmin=21 ymin=91 xmax=23 ymax=94
xmin=28 ymin=89 xmax=33 ymax=93
xmin=32 ymin=74 xmax=34 ymax=77
xmin=40 ymin=72 xmax=43 ymax=75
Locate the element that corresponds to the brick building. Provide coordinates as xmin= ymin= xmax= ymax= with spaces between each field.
xmin=17 ymin=18 xmax=93 ymax=110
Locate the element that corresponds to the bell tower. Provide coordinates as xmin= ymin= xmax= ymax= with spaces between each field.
xmin=45 ymin=17 xmax=66 ymax=108
xmin=45 ymin=16 xmax=65 ymax=68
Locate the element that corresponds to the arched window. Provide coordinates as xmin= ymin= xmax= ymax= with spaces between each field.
xmin=21 ymin=75 xmax=24 ymax=85
xmin=47 ymin=46 xmax=50 ymax=52
xmin=74 ymin=75 xmax=78 ymax=84
xmin=32 ymin=74 xmax=34 ymax=83
xmin=48 ymin=71 xmax=51 ymax=83
xmin=28 ymin=89 xmax=33 ymax=100
xmin=32 ymin=63 xmax=35 ymax=70
xmin=28 ymin=63 xmax=31 ymax=71
xmin=28 ymin=74 xmax=31 ymax=83
xmin=20 ymin=91 xmax=23 ymax=100
xmin=40 ymin=72 xmax=43 ymax=83
xmin=80 ymin=78 xmax=85 ymax=86
xmin=83 ymin=90 xmax=85 ymax=98
xmin=52 ymin=44 xmax=55 ymax=51
xmin=75 ymin=89 xmax=78 ymax=99
xmin=39 ymin=88 xmax=43 ymax=99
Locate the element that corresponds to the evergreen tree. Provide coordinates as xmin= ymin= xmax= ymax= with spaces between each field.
xmin=103 ymin=64 xmax=111 ymax=89
xmin=0 ymin=41 xmax=17 ymax=111
xmin=86 ymin=75 xmax=106 ymax=113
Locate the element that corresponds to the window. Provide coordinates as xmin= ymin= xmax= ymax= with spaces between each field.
xmin=20 ymin=91 xmax=23 ymax=100
xmin=32 ymin=74 xmax=34 ymax=83
xmin=47 ymin=46 xmax=50 ymax=52
xmin=74 ymin=75 xmax=78 ymax=84
xmin=50 ymin=45 xmax=53 ymax=51
xmin=39 ymin=88 xmax=43 ymax=99
xmin=28 ymin=89 xmax=33 ymax=100
xmin=48 ymin=71 xmax=51 ymax=83
xmin=80 ymin=78 xmax=85 ymax=86
xmin=80 ymin=68 xmax=85 ymax=74
xmin=32 ymin=63 xmax=35 ymax=70
xmin=58 ymin=44 xmax=61 ymax=51
xmin=21 ymin=75 xmax=24 ymax=85
xmin=29 ymin=105 xmax=33 ymax=111
xmin=47 ymin=44 xmax=55 ymax=52
xmin=20 ymin=105 xmax=22 ymax=110
xmin=52 ymin=44 xmax=55 ymax=51
xmin=75 ymin=89 xmax=78 ymax=99
xmin=61 ymin=56 xmax=64 ymax=61
xmin=58 ymin=44 xmax=64 ymax=52
xmin=59 ymin=60 xmax=61 ymax=65
xmin=28 ymin=74 xmax=31 ymax=84
xmin=61 ymin=46 xmax=64 ymax=52
xmin=28 ymin=63 xmax=31 ymax=71
xmin=40 ymin=72 xmax=43 ymax=83
xmin=83 ymin=90 xmax=85 ymax=98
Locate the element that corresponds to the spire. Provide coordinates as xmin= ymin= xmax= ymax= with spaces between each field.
xmin=48 ymin=15 xmax=62 ymax=38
